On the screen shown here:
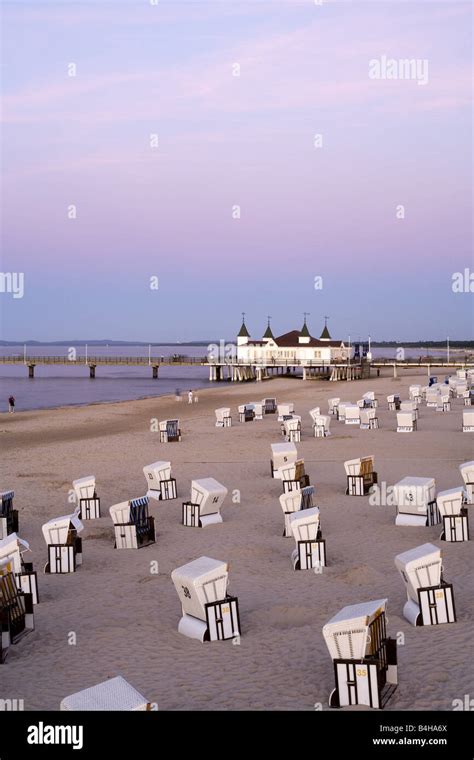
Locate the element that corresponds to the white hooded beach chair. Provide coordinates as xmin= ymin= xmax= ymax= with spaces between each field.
xmin=425 ymin=388 xmax=440 ymax=407
xmin=270 ymin=442 xmax=298 ymax=478
xmin=279 ymin=485 xmax=315 ymax=537
xmin=277 ymin=459 xmax=310 ymax=493
xmin=283 ymin=417 xmax=301 ymax=443
xmin=312 ymin=414 xmax=331 ymax=438
xmin=72 ymin=475 xmax=100 ymax=520
xmin=42 ymin=508 xmax=84 ymax=573
xmin=463 ymin=390 xmax=474 ymax=406
xmin=409 ymin=385 xmax=422 ymax=403
xmin=460 ymin=461 xmax=474 ymax=504
xmin=109 ymin=497 xmax=155 ymax=549
xmin=289 ymin=507 xmax=325 ymax=570
xmin=252 ymin=402 xmax=264 ymax=420
xmin=238 ymin=404 xmax=255 ymax=423
xmin=182 ymin=478 xmax=228 ymax=528
xmin=387 ymin=394 xmax=400 ymax=411
xmin=436 ymin=391 xmax=451 ymax=412
xmin=400 ymin=400 xmax=418 ymax=419
xmin=323 ymin=599 xmax=397 ymax=709
xmin=344 ymin=404 xmax=360 ymax=425
xmin=336 ymin=401 xmax=351 ymax=422
xmin=60 ymin=676 xmax=154 ymax=711
xmin=360 ymin=409 xmax=379 ymax=430
xmin=263 ymin=397 xmax=277 ymax=414
xmin=328 ymin=398 xmax=340 ymax=415
xmin=394 ymin=543 xmax=456 ymax=626
xmin=0 ymin=534 xmax=38 ymax=604
xmin=393 ymin=476 xmax=438 ymax=527
xmin=462 ymin=410 xmax=474 ymax=432
xmin=0 ymin=491 xmax=18 ymax=541
xmin=358 ymin=391 xmax=377 ymax=409
xmin=171 ymin=556 xmax=241 ymax=642
xmin=0 ymin=558 xmax=34 ymax=663
xmin=159 ymin=419 xmax=181 ymax=442
xmin=344 ymin=456 xmax=377 ymax=496
xmin=143 ymin=461 xmax=177 ymax=501
xmin=215 ymin=407 xmax=232 ymax=428
xmin=277 ymin=402 xmax=294 ymax=421
xmin=436 ymin=488 xmax=469 ymax=542
xmin=396 ymin=411 xmax=417 ymax=432
xmin=309 ymin=407 xmax=321 ymax=421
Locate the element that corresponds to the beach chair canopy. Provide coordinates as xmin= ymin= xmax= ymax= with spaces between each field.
xmin=344 ymin=456 xmax=374 ymax=477
xmin=289 ymin=506 xmax=320 ymax=542
xmin=393 ymin=476 xmax=435 ymax=509
xmin=314 ymin=414 xmax=331 ymax=428
xmin=459 ymin=461 xmax=474 ymax=486
xmin=362 ymin=391 xmax=375 ymax=401
xmin=215 ymin=408 xmax=231 ymax=421
xmin=72 ymin=476 xmax=96 ymax=501
xmin=143 ymin=461 xmax=172 ymax=488
xmin=0 ymin=491 xmax=14 ymax=516
xmin=279 ymin=490 xmax=303 ymax=514
xmin=323 ymin=599 xmax=388 ymax=662
xmin=0 ymin=533 xmax=30 ymax=574
xmin=190 ymin=479 xmax=228 ymax=516
xmin=171 ymin=556 xmax=229 ymax=622
xmin=284 ymin=418 xmax=301 ymax=433
xmin=271 ymin=442 xmax=298 ymax=469
xmin=60 ymin=676 xmax=149 ymax=711
xmin=42 ymin=509 xmax=83 ymax=545
xmin=394 ymin=543 xmax=442 ymax=603
xmin=436 ymin=487 xmax=464 ymax=517
xmin=400 ymin=401 xmax=416 ymax=411
xmin=463 ymin=410 xmax=474 ymax=424
xmin=345 ymin=404 xmax=360 ymax=420
xmin=309 ymin=407 xmax=321 ymax=422
xmin=277 ymin=403 xmax=294 ymax=416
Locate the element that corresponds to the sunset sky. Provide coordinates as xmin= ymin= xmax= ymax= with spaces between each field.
xmin=1 ymin=0 xmax=472 ymax=342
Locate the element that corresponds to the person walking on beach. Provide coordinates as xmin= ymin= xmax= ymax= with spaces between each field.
xmin=8 ymin=395 xmax=15 ymax=413
xmin=175 ymin=388 xmax=181 ymax=402
xmin=188 ymin=389 xmax=193 ymax=404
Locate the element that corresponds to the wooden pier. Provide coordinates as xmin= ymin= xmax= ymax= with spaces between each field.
xmin=0 ymin=354 xmax=472 ymax=381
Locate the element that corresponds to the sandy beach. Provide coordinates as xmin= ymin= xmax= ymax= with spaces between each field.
xmin=1 ymin=369 xmax=473 ymax=711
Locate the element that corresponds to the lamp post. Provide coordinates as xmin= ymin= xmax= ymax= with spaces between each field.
xmin=447 ymin=336 xmax=450 ymax=364
xmin=148 ymin=344 xmax=151 ymax=365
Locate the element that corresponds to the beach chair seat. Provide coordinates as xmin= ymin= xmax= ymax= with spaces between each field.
xmin=182 ymin=478 xmax=228 ymax=528
xmin=462 ymin=410 xmax=474 ymax=432
xmin=42 ymin=509 xmax=84 ymax=573
xmin=394 ymin=476 xmax=438 ymax=527
xmin=437 ymin=488 xmax=469 ymax=542
xmin=460 ymin=461 xmax=474 ymax=504
xmin=143 ymin=461 xmax=177 ymax=501
xmin=171 ymin=556 xmax=241 ymax=642
xmin=344 ymin=404 xmax=360 ymax=425
xmin=290 ymin=507 xmax=326 ymax=570
xmin=463 ymin=390 xmax=474 ymax=406
xmin=397 ymin=411 xmax=417 ymax=432
xmin=344 ymin=456 xmax=377 ymax=496
xmin=387 ymin=394 xmax=400 ymax=411
xmin=60 ymin=676 xmax=154 ymax=711
xmin=270 ymin=442 xmax=297 ymax=478
xmin=323 ymin=599 xmax=397 ymax=709
xmin=109 ymin=498 xmax=155 ymax=550
xmin=215 ymin=407 xmax=232 ymax=427
xmin=263 ymin=398 xmax=277 ymax=414
xmin=0 ymin=534 xmax=39 ymax=605
xmin=159 ymin=419 xmax=181 ymax=443
xmin=0 ymin=491 xmax=19 ymax=541
xmin=328 ymin=398 xmax=340 ymax=415
xmin=360 ymin=409 xmax=379 ymax=430
xmin=313 ymin=414 xmax=331 ymax=437
xmin=359 ymin=392 xmax=377 ymax=409
xmin=409 ymin=385 xmax=422 ymax=402
xmin=435 ymin=393 xmax=451 ymax=412
xmin=238 ymin=404 xmax=255 ymax=423
xmin=252 ymin=402 xmax=264 ymax=420
xmin=73 ymin=476 xmax=100 ymax=520
xmin=395 ymin=543 xmax=456 ymax=626
xmin=0 ymin=561 xmax=34 ymax=662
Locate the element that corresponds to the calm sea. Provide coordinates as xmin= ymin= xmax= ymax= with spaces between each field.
xmin=0 ymin=344 xmax=453 ymax=412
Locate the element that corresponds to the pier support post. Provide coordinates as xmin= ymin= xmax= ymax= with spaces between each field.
xmin=152 ymin=365 xmax=159 ymax=379
xmin=89 ymin=365 xmax=96 ymax=379
xmin=393 ymin=363 xmax=397 ymax=379
xmin=28 ymin=364 xmax=35 ymax=379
